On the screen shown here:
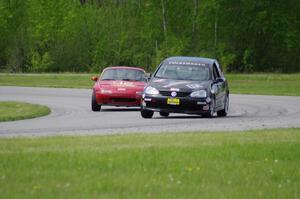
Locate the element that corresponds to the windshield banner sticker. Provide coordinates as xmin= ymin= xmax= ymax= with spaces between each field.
xmin=168 ymin=61 xmax=207 ymax=67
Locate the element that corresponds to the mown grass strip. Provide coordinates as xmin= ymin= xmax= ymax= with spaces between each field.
xmin=227 ymin=73 xmax=300 ymax=96
xmin=0 ymin=101 xmax=50 ymax=122
xmin=0 ymin=73 xmax=96 ymax=89
xmin=0 ymin=128 xmax=299 ymax=198
xmin=1 ymin=73 xmax=300 ymax=96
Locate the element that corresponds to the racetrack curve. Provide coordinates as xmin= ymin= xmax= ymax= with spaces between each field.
xmin=0 ymin=86 xmax=300 ymax=137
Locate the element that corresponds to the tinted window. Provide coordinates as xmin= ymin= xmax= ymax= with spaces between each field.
xmin=212 ymin=64 xmax=220 ymax=80
xmin=155 ymin=64 xmax=210 ymax=81
xmin=101 ymin=69 xmax=145 ymax=81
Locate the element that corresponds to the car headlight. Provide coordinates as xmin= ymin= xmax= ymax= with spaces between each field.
xmin=145 ymin=86 xmax=159 ymax=95
xmin=100 ymin=89 xmax=112 ymax=94
xmin=190 ymin=90 xmax=207 ymax=98
xmin=136 ymin=91 xmax=143 ymax=95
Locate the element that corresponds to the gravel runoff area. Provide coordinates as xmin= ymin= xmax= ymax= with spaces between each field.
xmin=0 ymin=86 xmax=300 ymax=137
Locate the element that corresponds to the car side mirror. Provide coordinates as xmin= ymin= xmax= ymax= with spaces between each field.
xmin=215 ymin=77 xmax=224 ymax=83
xmin=145 ymin=73 xmax=152 ymax=81
xmin=91 ymin=76 xmax=99 ymax=82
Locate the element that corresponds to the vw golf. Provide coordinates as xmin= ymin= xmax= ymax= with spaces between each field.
xmin=140 ymin=56 xmax=229 ymax=118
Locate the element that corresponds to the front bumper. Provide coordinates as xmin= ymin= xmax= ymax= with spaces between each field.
xmin=96 ymin=92 xmax=142 ymax=107
xmin=141 ymin=94 xmax=211 ymax=114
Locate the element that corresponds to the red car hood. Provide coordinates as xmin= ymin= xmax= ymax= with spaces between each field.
xmin=95 ymin=80 xmax=146 ymax=91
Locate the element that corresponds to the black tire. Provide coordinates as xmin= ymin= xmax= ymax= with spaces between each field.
xmin=217 ymin=94 xmax=229 ymax=117
xmin=141 ymin=109 xmax=154 ymax=118
xmin=159 ymin=111 xmax=169 ymax=117
xmin=203 ymin=98 xmax=215 ymax=118
xmin=91 ymin=92 xmax=101 ymax=112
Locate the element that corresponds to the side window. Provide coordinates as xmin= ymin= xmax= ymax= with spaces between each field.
xmin=212 ymin=64 xmax=220 ymax=80
xmin=215 ymin=62 xmax=223 ymax=75
xmin=213 ymin=67 xmax=217 ymax=80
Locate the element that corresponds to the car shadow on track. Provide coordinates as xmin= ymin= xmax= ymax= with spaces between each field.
xmin=101 ymin=108 xmax=140 ymax=112
xmin=153 ymin=115 xmax=240 ymax=119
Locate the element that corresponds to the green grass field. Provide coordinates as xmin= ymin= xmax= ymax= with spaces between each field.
xmin=0 ymin=128 xmax=299 ymax=198
xmin=0 ymin=73 xmax=95 ymax=89
xmin=0 ymin=101 xmax=50 ymax=122
xmin=1 ymin=73 xmax=299 ymax=198
xmin=0 ymin=73 xmax=300 ymax=96
xmin=227 ymin=73 xmax=300 ymax=96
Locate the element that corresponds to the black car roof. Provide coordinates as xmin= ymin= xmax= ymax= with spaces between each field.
xmin=163 ymin=56 xmax=216 ymax=66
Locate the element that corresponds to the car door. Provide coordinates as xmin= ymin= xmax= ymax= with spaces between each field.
xmin=212 ymin=63 xmax=226 ymax=109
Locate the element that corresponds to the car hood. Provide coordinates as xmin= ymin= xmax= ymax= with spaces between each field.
xmin=149 ymin=78 xmax=211 ymax=92
xmin=97 ymin=80 xmax=146 ymax=89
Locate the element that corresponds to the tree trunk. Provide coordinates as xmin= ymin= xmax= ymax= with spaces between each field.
xmin=79 ymin=0 xmax=86 ymax=5
xmin=214 ymin=8 xmax=218 ymax=50
xmin=192 ymin=0 xmax=199 ymax=33
xmin=161 ymin=0 xmax=167 ymax=37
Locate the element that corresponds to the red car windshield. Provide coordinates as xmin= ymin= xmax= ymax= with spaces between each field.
xmin=101 ymin=68 xmax=146 ymax=82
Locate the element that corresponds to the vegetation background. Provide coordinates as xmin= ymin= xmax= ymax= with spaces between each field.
xmin=0 ymin=0 xmax=299 ymax=73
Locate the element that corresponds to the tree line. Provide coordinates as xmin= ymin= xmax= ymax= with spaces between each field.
xmin=0 ymin=0 xmax=299 ymax=73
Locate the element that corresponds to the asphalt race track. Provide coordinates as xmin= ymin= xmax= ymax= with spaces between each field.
xmin=1 ymin=86 xmax=300 ymax=137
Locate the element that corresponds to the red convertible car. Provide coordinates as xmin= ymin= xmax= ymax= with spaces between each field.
xmin=91 ymin=66 xmax=147 ymax=111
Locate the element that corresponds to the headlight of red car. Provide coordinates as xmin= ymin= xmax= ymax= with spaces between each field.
xmin=136 ymin=91 xmax=143 ymax=95
xmin=96 ymin=89 xmax=112 ymax=94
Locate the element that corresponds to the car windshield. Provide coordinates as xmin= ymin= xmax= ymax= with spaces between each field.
xmin=155 ymin=64 xmax=210 ymax=81
xmin=100 ymin=68 xmax=146 ymax=81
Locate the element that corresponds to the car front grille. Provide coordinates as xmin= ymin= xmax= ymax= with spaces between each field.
xmin=146 ymin=100 xmax=198 ymax=111
xmin=110 ymin=98 xmax=137 ymax=103
xmin=159 ymin=91 xmax=190 ymax=97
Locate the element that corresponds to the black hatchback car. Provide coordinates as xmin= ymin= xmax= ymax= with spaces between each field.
xmin=140 ymin=56 xmax=229 ymax=118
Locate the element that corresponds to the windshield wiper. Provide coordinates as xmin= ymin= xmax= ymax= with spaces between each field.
xmin=121 ymin=78 xmax=138 ymax=81
xmin=155 ymin=76 xmax=169 ymax=79
xmin=101 ymin=78 xmax=114 ymax=80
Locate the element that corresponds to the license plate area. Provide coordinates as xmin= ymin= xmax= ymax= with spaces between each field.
xmin=167 ymin=98 xmax=180 ymax=105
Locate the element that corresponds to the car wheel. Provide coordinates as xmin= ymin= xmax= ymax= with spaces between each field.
xmin=203 ymin=98 xmax=215 ymax=118
xmin=217 ymin=94 xmax=229 ymax=117
xmin=141 ymin=109 xmax=154 ymax=118
xmin=159 ymin=111 xmax=169 ymax=117
xmin=91 ymin=91 xmax=101 ymax=112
